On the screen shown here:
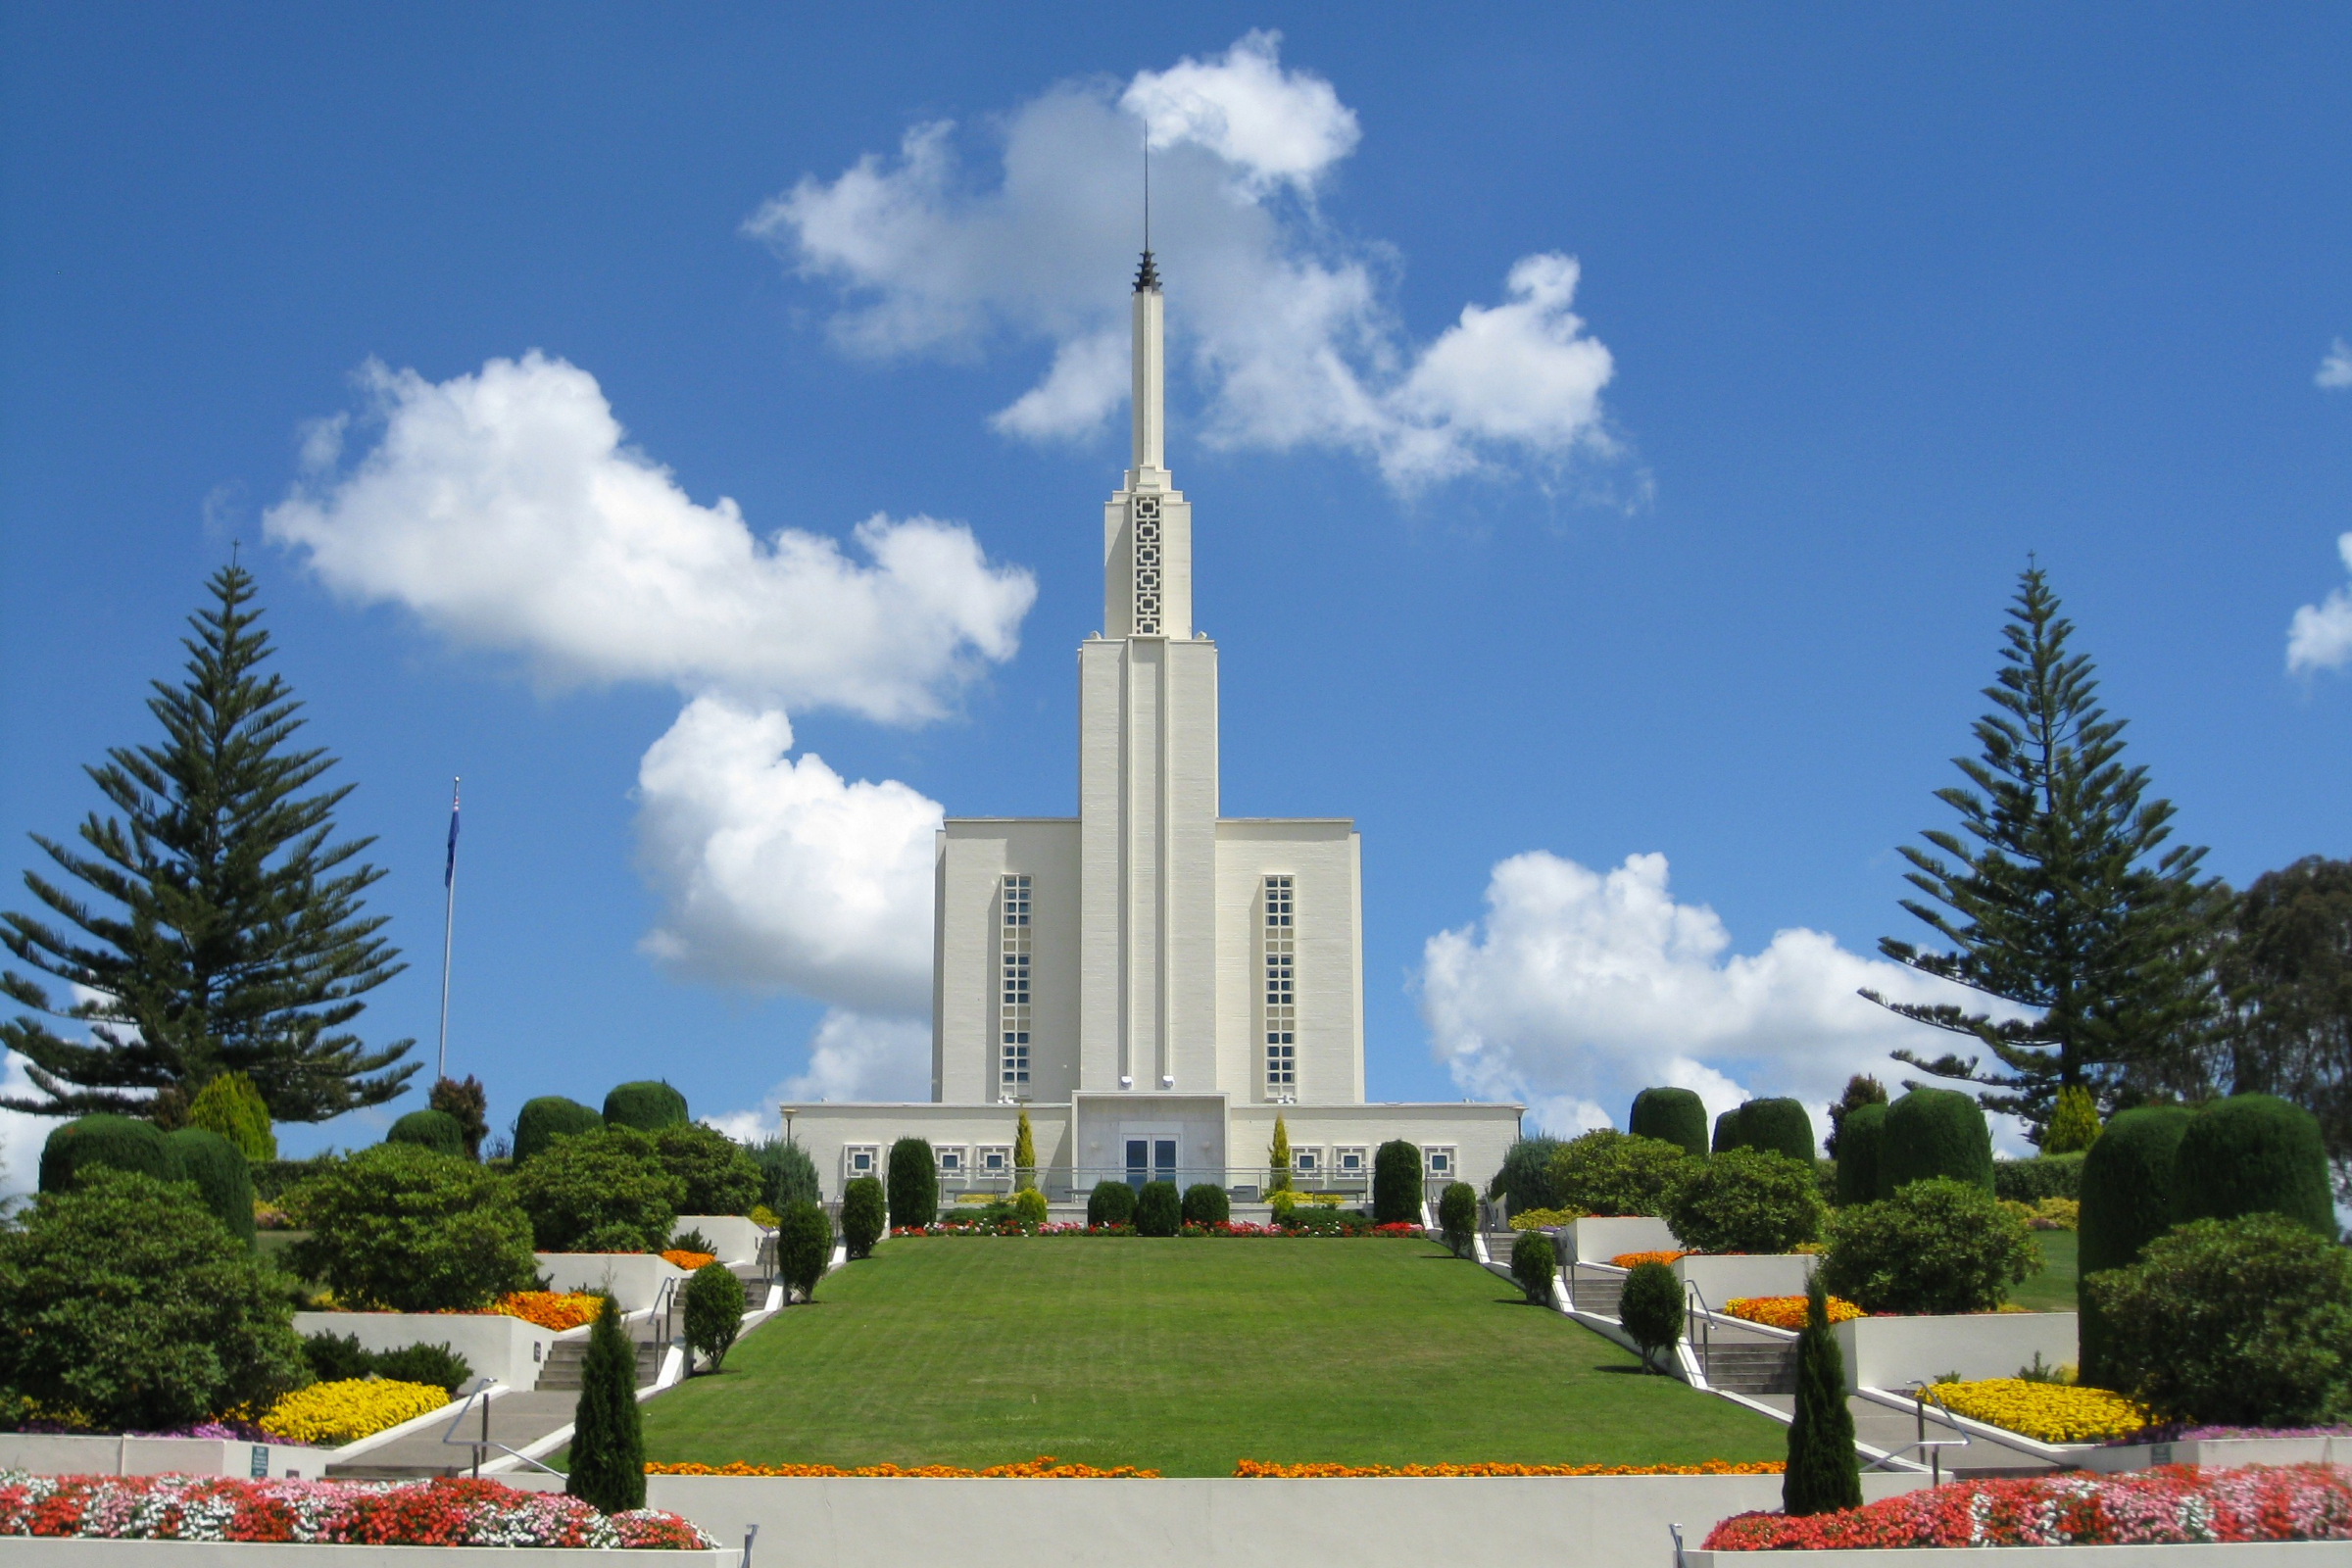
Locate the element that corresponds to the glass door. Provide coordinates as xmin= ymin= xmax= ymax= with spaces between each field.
xmin=1153 ymin=1138 xmax=1178 ymax=1186
xmin=1126 ymin=1139 xmax=1149 ymax=1191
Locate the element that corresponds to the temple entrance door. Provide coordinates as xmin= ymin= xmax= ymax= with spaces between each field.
xmin=1121 ymin=1127 xmax=1179 ymax=1190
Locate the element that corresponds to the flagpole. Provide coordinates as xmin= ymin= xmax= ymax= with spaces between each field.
xmin=437 ymin=778 xmax=460 ymax=1082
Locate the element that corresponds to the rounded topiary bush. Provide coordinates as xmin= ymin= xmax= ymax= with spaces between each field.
xmin=1012 ymin=1188 xmax=1050 ymax=1227
xmin=1629 ymin=1087 xmax=1709 ymax=1158
xmin=840 ymin=1176 xmax=885 ymax=1258
xmin=2169 ymin=1094 xmax=2335 ymax=1239
xmin=387 ymin=1108 xmax=466 ymax=1158
xmin=39 ymin=1113 xmax=171 ymax=1194
xmin=161 ymin=1126 xmax=255 ymax=1246
xmin=602 ymin=1080 xmax=689 ymax=1132
xmin=684 ymin=1260 xmax=745 ymax=1373
xmin=1711 ymin=1108 xmax=1741 ymax=1154
xmin=1993 ymin=1152 xmax=2085 ymax=1203
xmin=513 ymin=1096 xmax=603 ymax=1163
xmin=1877 ymin=1088 xmax=1993 ymax=1197
xmin=886 ymin=1137 xmax=939 ymax=1231
xmin=1438 ymin=1181 xmax=1478 ymax=1256
xmin=288 ymin=1142 xmax=539 ymax=1311
xmin=1134 ymin=1179 xmax=1181 ymax=1237
xmin=1181 ymin=1182 xmax=1230 ymax=1227
xmin=775 ymin=1199 xmax=832 ymax=1301
xmin=2078 ymin=1103 xmax=2196 ymax=1387
xmin=1669 ymin=1148 xmax=1825 ymax=1254
xmin=1732 ymin=1098 xmax=1817 ymax=1164
xmin=1822 ymin=1177 xmax=2038 ymax=1316
xmin=1834 ymin=1102 xmax=1886 ymax=1207
xmin=1087 ymin=1180 xmax=1137 ymax=1228
xmin=1619 ymin=1259 xmax=1686 ymax=1372
xmin=187 ymin=1071 xmax=276 ymax=1162
xmin=1509 ymin=1228 xmax=1557 ymax=1303
xmin=1489 ymin=1136 xmax=1565 ymax=1213
xmin=1371 ymin=1140 xmax=1423 ymax=1225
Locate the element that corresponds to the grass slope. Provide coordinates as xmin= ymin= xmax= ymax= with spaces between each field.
xmin=640 ymin=1237 xmax=1784 ymax=1476
xmin=2009 ymin=1230 xmax=2079 ymax=1313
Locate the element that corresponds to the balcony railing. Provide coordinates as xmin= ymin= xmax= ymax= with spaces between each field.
xmin=928 ymin=1166 xmax=1378 ymax=1204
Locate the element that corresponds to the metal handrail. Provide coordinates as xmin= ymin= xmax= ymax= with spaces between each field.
xmin=648 ymin=1276 xmax=681 ymax=1350
xmin=1683 ymin=1280 xmax=1714 ymax=1380
xmin=1861 ymin=1381 xmax=1972 ymax=1484
xmin=439 ymin=1382 xmax=560 ymax=1478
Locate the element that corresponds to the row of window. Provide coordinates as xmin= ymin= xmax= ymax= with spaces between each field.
xmin=1286 ymin=1144 xmax=1455 ymax=1179
xmin=837 ymin=1143 xmax=1457 ymax=1183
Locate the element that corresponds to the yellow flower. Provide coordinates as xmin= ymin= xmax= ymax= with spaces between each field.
xmin=259 ymin=1379 xmax=448 ymax=1446
xmin=1926 ymin=1378 xmax=2148 ymax=1444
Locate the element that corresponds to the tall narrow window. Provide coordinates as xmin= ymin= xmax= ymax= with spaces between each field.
xmin=1263 ymin=874 xmax=1296 ymax=1100
xmin=1131 ymin=495 xmax=1162 ymax=635
xmin=999 ymin=874 xmax=1032 ymax=1100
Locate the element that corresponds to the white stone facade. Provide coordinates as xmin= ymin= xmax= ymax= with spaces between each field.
xmin=796 ymin=254 xmax=1519 ymax=1202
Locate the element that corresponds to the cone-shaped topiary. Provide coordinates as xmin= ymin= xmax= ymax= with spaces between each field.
xmin=1013 ymin=1109 xmax=1037 ymax=1191
xmin=512 ymin=1096 xmax=602 ymax=1163
xmin=1783 ymin=1273 xmax=1862 ymax=1515
xmin=187 ymin=1071 xmax=276 ymax=1162
xmin=1619 ymin=1259 xmax=1685 ymax=1372
xmin=775 ymin=1199 xmax=831 ymax=1301
xmin=1509 ymin=1228 xmax=1557 ymax=1303
xmin=386 ymin=1108 xmax=466 ymax=1157
xmin=683 ymin=1260 xmax=744 ymax=1373
xmin=1181 ymin=1183 xmax=1230 ymax=1226
xmin=840 ymin=1176 xmax=885 ymax=1259
xmin=1372 ymin=1140 xmax=1423 ymax=1225
xmin=1733 ymin=1098 xmax=1818 ymax=1163
xmin=38 ymin=1113 xmax=171 ymax=1193
xmin=2078 ymin=1103 xmax=2194 ymax=1388
xmin=886 ymin=1137 xmax=938 ymax=1231
xmin=1877 ymin=1088 xmax=1993 ymax=1197
xmin=1438 ymin=1181 xmax=1478 ymax=1256
xmin=2169 ymin=1094 xmax=2335 ymax=1239
xmin=1630 ymin=1088 xmax=1709 ymax=1157
xmin=161 ymin=1126 xmax=255 ymax=1246
xmin=1834 ymin=1102 xmax=1886 ymax=1207
xmin=1134 ymin=1179 xmax=1181 ymax=1236
xmin=2041 ymin=1085 xmax=2101 ymax=1155
xmin=602 ymin=1080 xmax=688 ymax=1132
xmin=1087 ymin=1180 xmax=1137 ymax=1227
xmin=1267 ymin=1115 xmax=1292 ymax=1193
xmin=565 ymin=1295 xmax=645 ymax=1514
xmin=1712 ymin=1108 xmax=1740 ymax=1154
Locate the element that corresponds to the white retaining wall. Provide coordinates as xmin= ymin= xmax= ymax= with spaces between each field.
xmin=1561 ymin=1216 xmax=1677 ymax=1261
xmin=1687 ymin=1548 xmax=2343 ymax=1565
xmin=293 ymin=1310 xmax=557 ymax=1392
xmin=1835 ymin=1311 xmax=2079 ymax=1393
xmin=1675 ymin=1252 xmax=1817 ymax=1302
xmin=2082 ymin=1434 xmax=2350 ymax=1474
xmin=0 ymin=1544 xmax=737 ymax=1566
xmin=534 ymin=1252 xmax=690 ymax=1311
xmin=673 ymin=1215 xmax=766 ymax=1265
xmin=0 ymin=1435 xmax=325 ymax=1481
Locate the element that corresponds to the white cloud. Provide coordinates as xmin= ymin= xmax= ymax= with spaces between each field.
xmin=1419 ymin=851 xmax=2022 ymax=1149
xmin=749 ymin=32 xmax=1618 ymax=491
xmin=2286 ymin=532 xmax=2352 ymax=676
xmin=633 ymin=697 xmax=939 ymax=1008
xmin=265 ymin=353 xmax=1035 ymax=721
xmin=704 ymin=1009 xmax=934 ymax=1142
xmin=0 ymin=1053 xmax=55 ymax=1201
xmin=2319 ymin=338 xmax=2352 ymax=390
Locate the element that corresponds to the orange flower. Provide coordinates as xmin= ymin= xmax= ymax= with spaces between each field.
xmin=645 ymin=1456 xmax=1158 ymax=1478
xmin=1609 ymin=1250 xmax=1690 ymax=1269
xmin=1722 ymin=1294 xmax=1862 ymax=1330
xmin=1233 ymin=1459 xmax=1782 ymax=1478
xmin=662 ymin=1250 xmax=718 ymax=1271
xmin=488 ymin=1291 xmax=603 ymax=1332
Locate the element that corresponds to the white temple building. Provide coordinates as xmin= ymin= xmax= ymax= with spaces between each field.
xmin=794 ymin=253 xmax=1521 ymax=1204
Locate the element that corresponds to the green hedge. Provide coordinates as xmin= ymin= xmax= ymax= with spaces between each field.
xmin=602 ymin=1081 xmax=689 ymax=1132
xmin=2077 ymin=1103 xmax=2194 ymax=1389
xmin=1992 ymin=1153 xmax=2085 ymax=1203
xmin=1711 ymin=1109 xmax=1740 ymax=1154
xmin=1087 ymin=1180 xmax=1137 ymax=1227
xmin=513 ymin=1096 xmax=603 ymax=1163
xmin=39 ymin=1114 xmax=172 ymax=1193
xmin=1737 ymin=1099 xmax=1818 ymax=1163
xmin=886 ymin=1138 xmax=939 ymax=1230
xmin=1629 ymin=1088 xmax=1709 ymax=1157
xmin=840 ymin=1176 xmax=885 ymax=1258
xmin=1878 ymin=1089 xmax=1993 ymax=1196
xmin=1181 ymin=1183 xmax=1231 ymax=1226
xmin=387 ymin=1108 xmax=466 ymax=1158
xmin=1371 ymin=1140 xmax=1423 ymax=1225
xmin=162 ymin=1127 xmax=255 ymax=1246
xmin=1134 ymin=1180 xmax=1181 ymax=1237
xmin=2169 ymin=1094 xmax=2336 ymax=1239
xmin=1834 ymin=1103 xmax=1886 ymax=1207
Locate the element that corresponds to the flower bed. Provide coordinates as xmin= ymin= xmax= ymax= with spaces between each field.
xmin=1926 ymin=1378 xmax=2150 ymax=1445
xmin=256 ymin=1379 xmax=449 ymax=1447
xmin=1723 ymin=1294 xmax=1861 ymax=1330
xmin=1507 ymin=1206 xmax=1586 ymax=1231
xmin=888 ymin=1219 xmax=1426 ymax=1240
xmin=0 ymin=1471 xmax=715 ymax=1548
xmin=1704 ymin=1464 xmax=2352 ymax=1549
xmin=660 ymin=1250 xmax=716 ymax=1271
xmin=1609 ymin=1250 xmax=1688 ymax=1268
xmin=1236 ymin=1459 xmax=1782 ymax=1478
xmin=645 ymin=1457 xmax=1781 ymax=1479
xmin=648 ymin=1456 xmax=1155 ymax=1478
xmin=488 ymin=1291 xmax=604 ymax=1332
xmin=2110 ymin=1423 xmax=2352 ymax=1446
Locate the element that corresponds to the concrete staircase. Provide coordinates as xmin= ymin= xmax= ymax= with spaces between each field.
xmin=1692 ymin=1331 xmax=1799 ymax=1395
xmin=1565 ymin=1268 xmax=1626 ymax=1316
xmin=533 ymin=1337 xmax=661 ymax=1392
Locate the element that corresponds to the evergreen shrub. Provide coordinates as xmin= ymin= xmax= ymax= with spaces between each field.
xmin=427 ymin=1076 xmax=490 ymax=1160
xmin=1438 ymin=1181 xmax=1478 ymax=1256
xmin=251 ymin=1153 xmax=338 ymax=1202
xmin=1878 ymin=1088 xmax=1993 ymax=1196
xmin=1013 ymin=1110 xmax=1037 ymax=1191
xmin=886 ymin=1138 xmax=939 ymax=1230
xmin=38 ymin=1113 xmax=171 ymax=1193
xmin=1619 ymin=1260 xmax=1685 ymax=1372
xmin=1508 ymin=1228 xmax=1557 ymax=1303
xmin=2042 ymin=1085 xmax=2102 ymax=1154
xmin=1822 ymin=1177 xmax=2037 ymax=1316
xmin=601 ymin=1080 xmax=688 ymax=1132
xmin=1629 ymin=1087 xmax=1709 ymax=1157
xmin=510 ymin=1125 xmax=683 ymax=1254
xmin=684 ymin=1261 xmax=745 ymax=1373
xmin=1993 ymin=1153 xmax=2085 ymax=1203
xmin=1730 ymin=1098 xmax=1818 ymax=1163
xmin=775 ymin=1200 xmax=832 ymax=1300
xmin=162 ymin=1126 xmax=256 ymax=1246
xmin=303 ymin=1330 xmax=377 ymax=1383
xmin=840 ymin=1176 xmax=885 ymax=1258
xmin=2169 ymin=1094 xmax=2335 ymax=1239
xmin=2077 ymin=1103 xmax=2194 ymax=1387
xmin=1013 ymin=1188 xmax=1051 ymax=1227
xmin=302 ymin=1334 xmax=473 ymax=1396
xmin=1712 ymin=1109 xmax=1740 ymax=1153
xmin=512 ymin=1097 xmax=602 ymax=1163
xmin=1670 ymin=1148 xmax=1824 ymax=1254
xmin=387 ymin=1108 xmax=466 ymax=1157
xmin=1835 ymin=1103 xmax=1886 ymax=1207
xmin=749 ymin=1136 xmax=820 ymax=1210
xmin=187 ymin=1071 xmax=276 ymax=1161
xmin=1181 ymin=1183 xmax=1230 ymax=1226
xmin=1783 ymin=1274 xmax=1862 ymax=1514
xmin=288 ymin=1142 xmax=539 ymax=1311
xmin=654 ymin=1122 xmax=763 ymax=1216
xmin=1134 ymin=1179 xmax=1181 ymax=1236
xmin=1087 ymin=1180 xmax=1136 ymax=1227
xmin=1548 ymin=1129 xmax=1690 ymax=1217
xmin=1488 ymin=1136 xmax=1565 ymax=1212
xmin=565 ymin=1296 xmax=645 ymax=1514
xmin=1372 ymin=1140 xmax=1423 ymax=1225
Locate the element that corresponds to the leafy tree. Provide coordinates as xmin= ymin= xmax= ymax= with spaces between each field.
xmin=1 ymin=565 xmax=415 ymax=1121
xmin=2214 ymin=857 xmax=2352 ymax=1196
xmin=1823 ymin=1075 xmax=1886 ymax=1159
xmin=287 ymin=1142 xmax=538 ymax=1310
xmin=1547 ymin=1128 xmax=1690 ymax=1217
xmin=1618 ymin=1260 xmax=1684 ymax=1372
xmin=510 ymin=1125 xmax=683 ymax=1253
xmin=1864 ymin=566 xmax=2221 ymax=1141
xmin=187 ymin=1070 xmax=276 ymax=1161
xmin=2042 ymin=1084 xmax=2102 ymax=1154
xmin=1013 ymin=1109 xmax=1037 ymax=1192
xmin=0 ymin=1168 xmax=308 ymax=1430
xmin=683 ymin=1260 xmax=744 ymax=1373
xmin=653 ymin=1121 xmax=762 ymax=1215
xmin=1488 ymin=1135 xmax=1565 ymax=1212
xmin=566 ymin=1295 xmax=645 ymax=1513
xmin=1783 ymin=1273 xmax=1862 ymax=1515
xmin=1668 ymin=1149 xmax=1824 ymax=1254
xmin=427 ymin=1075 xmax=489 ymax=1160
xmin=747 ymin=1136 xmax=819 ymax=1210
xmin=1823 ymin=1177 xmax=2038 ymax=1316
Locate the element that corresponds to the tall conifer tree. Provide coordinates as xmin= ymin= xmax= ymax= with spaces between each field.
xmin=1 ymin=564 xmax=415 ymax=1121
xmin=1864 ymin=566 xmax=2219 ymax=1139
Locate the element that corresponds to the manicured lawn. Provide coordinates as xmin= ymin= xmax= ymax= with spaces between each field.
xmin=2010 ymin=1230 xmax=2079 ymax=1312
xmin=637 ymin=1236 xmax=1786 ymax=1476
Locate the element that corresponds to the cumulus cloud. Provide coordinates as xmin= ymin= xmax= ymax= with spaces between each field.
xmin=704 ymin=1010 xmax=934 ymax=1141
xmin=1420 ymin=851 xmax=2020 ymax=1148
xmin=0 ymin=1053 xmax=53 ymax=1201
xmin=2287 ymin=532 xmax=2352 ymax=676
xmin=2319 ymin=338 xmax=2352 ymax=391
xmin=265 ymin=353 xmax=1035 ymax=721
xmin=749 ymin=30 xmax=1618 ymax=491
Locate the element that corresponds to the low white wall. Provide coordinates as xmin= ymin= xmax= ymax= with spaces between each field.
xmin=1562 ymin=1215 xmax=1677 ymax=1261
xmin=0 ymin=1434 xmax=325 ymax=1481
xmin=0 ymin=1544 xmax=736 ymax=1566
xmin=293 ymin=1309 xmax=556 ymax=1392
xmin=673 ymin=1215 xmax=766 ymax=1265
xmin=1688 ymin=1547 xmax=2343 ymax=1565
xmin=1675 ymin=1253 xmax=1816 ymax=1302
xmin=642 ymin=1473 xmax=1927 ymax=1568
xmin=2082 ymin=1434 xmax=2349 ymax=1474
xmin=1836 ymin=1311 xmax=2079 ymax=1393
xmin=535 ymin=1252 xmax=690 ymax=1311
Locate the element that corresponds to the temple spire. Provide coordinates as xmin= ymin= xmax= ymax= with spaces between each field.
xmin=1130 ymin=251 xmax=1164 ymax=474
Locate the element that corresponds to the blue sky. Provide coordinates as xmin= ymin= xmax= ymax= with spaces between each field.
xmin=3 ymin=6 xmax=2347 ymax=1179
